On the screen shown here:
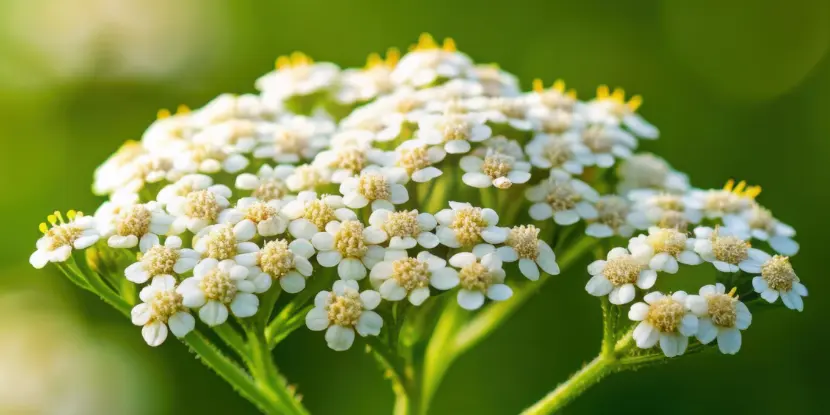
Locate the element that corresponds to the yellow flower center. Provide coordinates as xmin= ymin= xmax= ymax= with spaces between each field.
xmin=333 ymin=148 xmax=367 ymax=173
xmin=185 ymin=190 xmax=221 ymax=222
xmin=542 ymin=139 xmax=574 ymax=167
xmin=543 ymin=181 xmax=581 ymax=212
xmin=595 ymin=197 xmax=629 ymax=230
xmin=459 ymin=262 xmax=492 ymax=292
xmin=710 ymin=231 xmax=749 ymax=264
xmin=449 ymin=207 xmax=486 ymax=247
xmin=245 ymin=202 xmax=277 ymax=223
xmin=200 ymin=268 xmax=238 ymax=304
xmin=150 ymin=290 xmax=184 ymax=322
xmin=302 ymin=199 xmax=336 ymax=230
xmin=506 ymin=225 xmax=540 ymax=259
xmin=581 ymin=125 xmax=613 ymax=153
xmin=326 ymin=289 xmax=363 ymax=326
xmin=706 ymin=293 xmax=737 ymax=328
xmin=603 ymin=255 xmax=642 ymax=286
xmin=438 ymin=117 xmax=472 ymax=141
xmin=397 ymin=146 xmax=431 ymax=174
xmin=646 ymin=297 xmax=686 ymax=333
xmin=203 ymin=225 xmax=238 ymax=260
xmin=383 ymin=210 xmax=421 ymax=238
xmin=761 ymin=255 xmax=796 ymax=291
xmin=252 ymin=179 xmax=287 ymax=201
xmin=647 ymin=228 xmax=687 ymax=256
xmin=482 ymin=153 xmax=513 ymax=179
xmin=334 ymin=220 xmax=368 ymax=258
xmin=357 ymin=174 xmax=390 ymax=201
xmin=142 ymin=245 xmax=180 ymax=276
xmin=392 ymin=258 xmax=430 ymax=291
xmin=45 ymin=224 xmax=83 ymax=250
xmin=657 ymin=211 xmax=689 ymax=231
xmin=259 ymin=240 xmax=295 ymax=279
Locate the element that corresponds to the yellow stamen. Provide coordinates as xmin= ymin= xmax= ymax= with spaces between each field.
xmin=532 ymin=78 xmax=544 ymax=93
xmin=744 ymin=185 xmax=762 ymax=199
xmin=53 ymin=211 xmax=64 ymax=224
xmin=733 ymin=180 xmax=747 ymax=194
xmin=67 ymin=210 xmax=77 ymax=220
xmin=157 ymin=109 xmax=171 ymax=119
xmin=597 ymin=85 xmax=610 ymax=100
xmin=177 ymin=104 xmax=191 ymax=114
xmin=290 ymin=51 xmax=311 ymax=65
xmin=416 ymin=33 xmax=437 ymax=50
xmin=566 ymin=89 xmax=578 ymax=99
xmin=727 ymin=286 xmax=738 ymax=297
xmin=611 ymin=88 xmax=625 ymax=103
xmin=39 ymin=223 xmax=48 ymax=234
xmin=442 ymin=37 xmax=457 ymax=52
xmin=553 ymin=79 xmax=565 ymax=92
xmin=723 ymin=179 xmax=735 ymax=192
xmin=276 ymin=55 xmax=291 ymax=70
xmin=385 ymin=47 xmax=400 ymax=66
xmin=365 ymin=52 xmax=382 ymax=68
xmin=627 ymin=95 xmax=643 ymax=112
xmin=47 ymin=215 xmax=57 ymax=225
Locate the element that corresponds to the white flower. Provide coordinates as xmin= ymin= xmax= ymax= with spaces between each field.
xmin=285 ymin=164 xmax=332 ymax=193
xmin=526 ymin=79 xmax=577 ymax=112
xmin=626 ymin=190 xmax=702 ymax=231
xmin=93 ymin=141 xmax=146 ymax=196
xmin=131 ymin=275 xmax=195 ymax=347
xmin=723 ymin=204 xmax=799 ymax=256
xmin=531 ymin=108 xmax=583 ymax=136
xmin=435 ymin=202 xmax=508 ymax=248
xmin=191 ymin=93 xmax=276 ymax=125
xmin=745 ymin=253 xmax=807 ymax=311
xmin=370 ymin=251 xmax=458 ymax=305
xmin=124 ymin=235 xmax=200 ymax=284
xmin=390 ymin=35 xmax=474 ymax=87
xmin=343 ymin=88 xmax=429 ymax=142
xmin=219 ymin=197 xmax=287 ymax=237
xmin=248 ymin=239 xmax=315 ymax=294
xmin=304 ymin=280 xmax=383 ymax=351
xmin=253 ymin=115 xmax=333 ymax=163
xmin=460 ymin=149 xmax=531 ymax=189
xmin=465 ymin=96 xmax=530 ymax=129
xmin=563 ymin=124 xmax=637 ymax=168
xmin=156 ymin=174 xmax=215 ymax=206
xmin=584 ymin=86 xmax=659 ymax=139
xmin=685 ymin=180 xmax=759 ymax=219
xmin=616 ymin=153 xmax=689 ymax=195
xmin=173 ymin=141 xmax=250 ymax=175
xmin=526 ymin=177 xmax=599 ymax=225
xmin=311 ymin=220 xmax=386 ymax=280
xmin=628 ymin=291 xmax=698 ymax=358
xmin=281 ymin=191 xmax=356 ymax=239
xmin=470 ymin=64 xmax=521 ymax=97
xmin=141 ymin=110 xmax=195 ymax=156
xmin=693 ymin=227 xmax=763 ymax=273
xmin=177 ymin=259 xmax=263 ymax=326
xmin=339 ymin=167 xmax=409 ymax=211
xmin=235 ymin=164 xmax=294 ymax=201
xmin=494 ymin=225 xmax=559 ymax=280
xmin=417 ymin=112 xmax=492 ymax=154
xmin=585 ymin=247 xmax=656 ymax=305
xmin=30 ymin=212 xmax=99 ymax=269
xmin=366 ymin=209 xmax=439 ymax=252
xmin=585 ymin=196 xmax=635 ymax=238
xmin=95 ymin=202 xmax=173 ymax=250
xmin=313 ymin=144 xmax=373 ymax=183
xmin=376 ymin=139 xmax=445 ymax=183
xmin=686 ymin=284 xmax=751 ymax=354
xmin=193 ymin=223 xmax=259 ymax=263
xmin=628 ymin=227 xmax=701 ymax=273
xmin=166 ymin=185 xmax=232 ymax=234
xmin=255 ymin=53 xmax=340 ymax=102
xmin=449 ymin=252 xmax=511 ymax=310
xmin=335 ymin=51 xmax=397 ymax=104
xmin=524 ymin=134 xmax=592 ymax=177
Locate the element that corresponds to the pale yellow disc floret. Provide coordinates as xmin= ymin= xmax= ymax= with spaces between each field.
xmin=646 ymin=297 xmax=686 ymax=333
xmin=333 ymin=148 xmax=367 ymax=173
xmin=761 ymin=255 xmax=796 ymax=291
xmin=482 ymin=153 xmax=513 ymax=179
xmin=358 ymin=173 xmax=390 ymax=201
xmin=646 ymin=228 xmax=687 ymax=256
xmin=543 ymin=181 xmax=581 ymax=212
xmin=334 ymin=220 xmax=368 ymax=258
xmin=458 ymin=262 xmax=492 ymax=292
xmin=450 ymin=207 xmax=486 ymax=246
xmin=245 ymin=202 xmax=278 ymax=223
xmin=603 ymin=255 xmax=642 ymax=286
xmin=391 ymin=258 xmax=430 ymax=291
xmin=595 ymin=196 xmax=629 ymax=230
xmin=383 ymin=210 xmax=421 ymax=238
xmin=45 ymin=224 xmax=83 ymax=250
xmin=326 ymin=289 xmax=363 ymax=326
xmin=185 ymin=190 xmax=221 ymax=221
xmin=397 ymin=146 xmax=431 ymax=174
xmin=252 ymin=179 xmax=287 ymax=201
xmin=581 ymin=125 xmax=613 ymax=152
xmin=303 ymin=199 xmax=336 ymax=230
xmin=259 ymin=240 xmax=295 ymax=279
xmin=506 ymin=225 xmax=540 ymax=260
xmin=149 ymin=290 xmax=184 ymax=323
xmin=141 ymin=245 xmax=180 ymax=276
xmin=657 ymin=211 xmax=690 ymax=231
xmin=542 ymin=139 xmax=574 ymax=168
xmin=706 ymin=293 xmax=738 ymax=328
xmin=116 ymin=205 xmax=152 ymax=237
xmin=200 ymin=268 xmax=237 ymax=304
xmin=438 ymin=116 xmax=471 ymax=141
xmin=203 ymin=225 xmax=238 ymax=260
xmin=710 ymin=230 xmax=750 ymax=264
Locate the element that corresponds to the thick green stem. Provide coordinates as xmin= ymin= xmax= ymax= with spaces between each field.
xmin=247 ymin=326 xmax=310 ymax=415
xmin=521 ymin=355 xmax=617 ymax=415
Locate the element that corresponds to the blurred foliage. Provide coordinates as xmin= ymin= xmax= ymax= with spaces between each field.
xmin=1 ymin=0 xmax=829 ymax=414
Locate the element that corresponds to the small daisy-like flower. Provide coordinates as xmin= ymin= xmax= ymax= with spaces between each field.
xmin=524 ymin=134 xmax=592 ymax=176
xmin=339 ymin=167 xmax=409 ymax=211
xmin=255 ymin=52 xmax=340 ymax=102
xmin=585 ymin=85 xmax=658 ymax=139
xmin=305 ymin=280 xmax=383 ymax=351
xmin=285 ymin=164 xmax=331 ymax=193
xmin=124 ymin=235 xmax=200 ymax=284
xmin=377 ymin=139 xmax=446 ymax=183
xmin=628 ymin=227 xmax=701 ymax=273
xmin=628 ymin=291 xmax=698 ymax=357
xmin=449 ymin=252 xmax=511 ymax=311
xmin=156 ymin=174 xmax=215 ymax=206
xmin=93 ymin=141 xmax=146 ymax=196
xmin=527 ymin=79 xmax=577 ymax=112
xmin=686 ymin=284 xmax=752 ymax=354
xmin=532 ymin=108 xmax=582 ymax=136
xmin=193 ymin=224 xmax=259 ymax=264
xmin=30 ymin=211 xmax=99 ymax=269
xmin=249 ymin=239 xmax=315 ymax=294
xmin=167 ymin=185 xmax=232 ymax=234
xmin=745 ymin=253 xmax=807 ymax=311
xmin=366 ymin=209 xmax=439 ymax=252
xmin=219 ymin=197 xmax=287 ymax=237
xmin=470 ymin=64 xmax=521 ymax=97
xmin=96 ymin=202 xmax=173 ymax=250
xmin=313 ymin=144 xmax=372 ymax=183
xmin=177 ymin=259 xmax=263 ymax=326
xmin=191 ymin=93 xmax=275 ymax=125
xmin=173 ymin=141 xmax=250 ymax=175
xmin=131 ymin=275 xmax=195 ymax=347
xmin=460 ymin=149 xmax=531 ymax=189
xmin=311 ymin=220 xmax=386 ymax=280
xmin=253 ymin=115 xmax=333 ymax=163
xmin=281 ymin=192 xmax=356 ymax=239
xmin=417 ymin=112 xmax=492 ymax=154
xmin=465 ymin=96 xmax=531 ymax=130
xmin=585 ymin=196 xmax=635 ymax=238
xmin=235 ymin=164 xmax=294 ymax=202
xmin=494 ymin=225 xmax=559 ymax=280
xmin=526 ymin=177 xmax=599 ymax=225
xmin=686 ymin=180 xmax=760 ymax=219
xmin=564 ymin=124 xmax=637 ymax=168
xmin=723 ymin=204 xmax=799 ymax=256
xmin=626 ymin=190 xmax=702 ymax=231
xmin=435 ymin=202 xmax=508 ymax=248
xmin=390 ymin=34 xmax=473 ymax=88
xmin=370 ymin=251 xmax=458 ymax=305
xmin=693 ymin=227 xmax=762 ymax=273
xmin=585 ymin=247 xmax=656 ymax=304
xmin=616 ymin=153 xmax=689 ymax=195
xmin=141 ymin=108 xmax=195 ymax=155
xmin=335 ymin=50 xmax=398 ymax=105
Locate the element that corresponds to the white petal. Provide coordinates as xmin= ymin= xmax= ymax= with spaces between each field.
xmin=636 ymin=270 xmax=658 ymax=289
xmin=408 ymin=287 xmax=431 ymax=306
xmin=305 ymin=307 xmax=330 ymax=331
xmin=380 ymin=279 xmax=407 ymax=301
xmin=633 ymin=321 xmax=658 ymax=348
xmin=609 ymin=284 xmax=636 ymax=305
xmin=199 ymin=300 xmax=229 ymax=326
xmin=486 ymin=284 xmax=513 ymax=301
xmin=457 ymin=289 xmax=485 ymax=310
xmin=628 ymin=302 xmax=649 ymax=321
xmin=355 ymin=311 xmax=384 ymax=337
xmin=131 ymin=303 xmax=151 ymax=326
xmin=338 ymin=258 xmax=367 ymax=280
xmin=430 ymin=268 xmax=459 ymax=290
xmin=168 ymin=312 xmax=195 ymax=338
xmin=717 ymin=327 xmax=742 ymax=355
xmin=696 ymin=318 xmax=718 ymax=344
xmin=325 ymin=325 xmax=356 ymax=351
xmin=316 ymin=250 xmax=343 ymax=267
xmin=230 ymin=293 xmax=259 ymax=318
xmin=360 ymin=290 xmax=382 ymax=310
xmin=142 ymin=321 xmax=168 ymax=347
xmin=585 ymin=275 xmax=614 ymax=296
xmin=518 ymin=258 xmax=540 ymax=281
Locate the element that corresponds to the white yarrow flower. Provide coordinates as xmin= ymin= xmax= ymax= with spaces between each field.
xmin=305 ymin=280 xmax=383 ymax=351
xmin=249 ymin=239 xmax=315 ymax=294
xmin=281 ymin=191 xmax=356 ymax=239
xmin=339 ymin=167 xmax=409 ymax=211
xmin=131 ymin=275 xmax=195 ymax=347
xmin=435 ymin=202 xmax=508 ymax=248
xmin=219 ymin=197 xmax=287 ymax=237
xmin=693 ymin=227 xmax=763 ymax=273
xmin=370 ymin=251 xmax=458 ymax=305
xmin=449 ymin=252 xmax=511 ymax=310
xmin=166 ymin=185 xmax=232 ymax=234
xmin=124 ymin=235 xmax=200 ymax=284
xmin=366 ymin=209 xmax=439 ymax=252
xmin=311 ymin=220 xmax=386 ymax=280
xmin=686 ymin=284 xmax=751 ymax=354
xmin=745 ymin=253 xmax=807 ymax=311
xmin=585 ymin=247 xmax=656 ymax=305
xmin=495 ymin=225 xmax=559 ymax=281
xmin=417 ymin=112 xmax=492 ymax=154
xmin=628 ymin=291 xmax=698 ymax=358
xmin=628 ymin=227 xmax=701 ymax=273
xmin=526 ymin=177 xmax=599 ymax=225
xmin=30 ymin=212 xmax=99 ymax=269
xmin=460 ymin=150 xmax=531 ymax=189
xmin=177 ymin=259 xmax=262 ymax=326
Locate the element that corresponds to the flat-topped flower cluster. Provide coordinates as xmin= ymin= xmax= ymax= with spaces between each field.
xmin=29 ymin=34 xmax=805 ymax=412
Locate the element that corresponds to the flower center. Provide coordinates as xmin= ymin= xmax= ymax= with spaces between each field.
xmin=45 ymin=224 xmax=83 ymax=250
xmin=543 ymin=181 xmax=580 ymax=212
xmin=150 ymin=289 xmax=183 ymax=322
xmin=540 ymin=110 xmax=572 ymax=134
xmin=459 ymin=262 xmax=492 ymax=292
xmin=748 ymin=205 xmax=774 ymax=232
xmin=482 ymin=153 xmax=513 ymax=179
xmin=397 ymin=146 xmax=431 ymax=174
xmin=326 ymin=289 xmax=363 ymax=326
xmin=245 ymin=202 xmax=277 ymax=223
xmin=450 ymin=207 xmax=486 ymax=247
xmin=200 ymin=268 xmax=238 ymax=304
xmin=652 ymin=194 xmax=684 ymax=211
xmin=657 ymin=211 xmax=689 ymax=231
xmin=392 ymin=258 xmax=430 ymax=291
xmin=704 ymin=190 xmax=742 ymax=215
xmin=303 ymin=199 xmax=336 ymax=230
xmin=646 ymin=228 xmax=686 ymax=256
xmin=710 ymin=232 xmax=749 ymax=264
xmin=491 ymin=98 xmax=526 ymax=119
xmin=259 ymin=240 xmax=295 ymax=279
xmin=761 ymin=255 xmax=796 ymax=291
xmin=274 ymin=130 xmax=305 ymax=154
xmin=706 ymin=294 xmax=737 ymax=327
xmin=357 ymin=174 xmax=390 ymax=201
xmin=542 ymin=139 xmax=574 ymax=167
xmin=646 ymin=297 xmax=686 ymax=333
xmin=383 ymin=210 xmax=421 ymax=238
xmin=185 ymin=190 xmax=221 ymax=221
xmin=603 ymin=255 xmax=642 ymax=286
xmin=438 ymin=117 xmax=471 ymax=141
xmin=581 ymin=125 xmax=613 ymax=152
xmin=292 ymin=165 xmax=327 ymax=190
xmin=334 ymin=220 xmax=368 ymax=258
xmin=203 ymin=225 xmax=238 ymax=260
xmin=252 ymin=179 xmax=287 ymax=201
xmin=116 ymin=205 xmax=152 ymax=237
xmin=595 ymin=197 xmax=629 ymax=230
xmin=190 ymin=144 xmax=226 ymax=163
xmin=506 ymin=225 xmax=540 ymax=259
xmin=333 ymin=148 xmax=367 ymax=173
xmin=142 ymin=245 xmax=180 ymax=276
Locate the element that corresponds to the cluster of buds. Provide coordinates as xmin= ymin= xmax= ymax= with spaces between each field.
xmin=29 ymin=33 xmax=806 ymax=413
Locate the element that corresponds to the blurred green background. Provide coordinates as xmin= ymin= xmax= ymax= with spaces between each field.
xmin=2 ymin=0 xmax=829 ymax=413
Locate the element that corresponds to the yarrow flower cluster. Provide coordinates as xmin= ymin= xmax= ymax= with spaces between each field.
xmin=28 ymin=34 xmax=807 ymax=415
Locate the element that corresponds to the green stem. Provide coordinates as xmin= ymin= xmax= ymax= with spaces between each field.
xmin=269 ymin=304 xmax=314 ymax=347
xmin=64 ymin=258 xmax=131 ymax=317
xmin=420 ymin=300 xmax=467 ymax=414
xmin=600 ymin=298 xmax=616 ymax=356
xmin=520 ymin=354 xmax=617 ymax=415
xmin=246 ymin=325 xmax=309 ymax=415
xmin=214 ymin=323 xmax=250 ymax=363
